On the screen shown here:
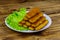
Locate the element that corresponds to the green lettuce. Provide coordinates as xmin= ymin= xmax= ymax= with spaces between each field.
xmin=6 ymin=8 xmax=29 ymax=31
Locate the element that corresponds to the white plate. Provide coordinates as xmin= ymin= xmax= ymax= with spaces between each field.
xmin=5 ymin=13 xmax=52 ymax=33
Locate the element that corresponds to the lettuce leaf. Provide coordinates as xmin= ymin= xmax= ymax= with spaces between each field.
xmin=6 ymin=8 xmax=29 ymax=31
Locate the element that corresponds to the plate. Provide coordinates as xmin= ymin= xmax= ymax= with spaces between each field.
xmin=5 ymin=13 xmax=52 ymax=33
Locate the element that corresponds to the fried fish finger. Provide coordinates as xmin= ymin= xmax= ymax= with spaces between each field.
xmin=23 ymin=24 xmax=27 ymax=27
xmin=19 ymin=20 xmax=25 ymax=26
xmin=24 ymin=17 xmax=28 ymax=20
xmin=25 ymin=21 xmax=31 ymax=26
xmin=19 ymin=23 xmax=23 ymax=26
xmin=29 ymin=27 xmax=34 ymax=30
xmin=32 ymin=16 xmax=46 ymax=27
xmin=35 ymin=20 xmax=48 ymax=30
xmin=21 ymin=20 xmax=25 ymax=24
xmin=29 ymin=13 xmax=43 ymax=23
xmin=26 ymin=7 xmax=40 ymax=18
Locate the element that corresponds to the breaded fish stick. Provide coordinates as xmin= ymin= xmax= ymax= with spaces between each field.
xmin=32 ymin=16 xmax=46 ymax=27
xmin=19 ymin=20 xmax=25 ymax=26
xmin=19 ymin=23 xmax=23 ymax=26
xmin=25 ymin=21 xmax=31 ymax=26
xmin=29 ymin=27 xmax=34 ymax=30
xmin=23 ymin=24 xmax=27 ymax=27
xmin=26 ymin=7 xmax=40 ymax=18
xmin=29 ymin=13 xmax=43 ymax=23
xmin=21 ymin=20 xmax=25 ymax=24
xmin=24 ymin=17 xmax=28 ymax=20
xmin=35 ymin=20 xmax=48 ymax=30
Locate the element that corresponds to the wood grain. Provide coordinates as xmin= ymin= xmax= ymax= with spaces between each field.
xmin=0 ymin=0 xmax=60 ymax=40
xmin=0 ymin=1 xmax=60 ymax=15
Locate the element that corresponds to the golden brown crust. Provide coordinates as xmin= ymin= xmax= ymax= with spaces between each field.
xmin=25 ymin=21 xmax=31 ymax=26
xmin=23 ymin=24 xmax=27 ymax=27
xmin=29 ymin=27 xmax=34 ymax=30
xmin=35 ymin=20 xmax=48 ymax=30
xmin=31 ymin=16 xmax=46 ymax=27
xmin=24 ymin=17 xmax=28 ymax=20
xmin=19 ymin=7 xmax=48 ymax=30
xmin=26 ymin=7 xmax=40 ymax=18
xmin=29 ymin=12 xmax=43 ymax=23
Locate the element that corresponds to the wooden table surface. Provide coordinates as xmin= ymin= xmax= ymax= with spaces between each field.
xmin=0 ymin=0 xmax=60 ymax=40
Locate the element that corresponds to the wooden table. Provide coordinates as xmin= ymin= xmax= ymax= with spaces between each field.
xmin=0 ymin=1 xmax=60 ymax=40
